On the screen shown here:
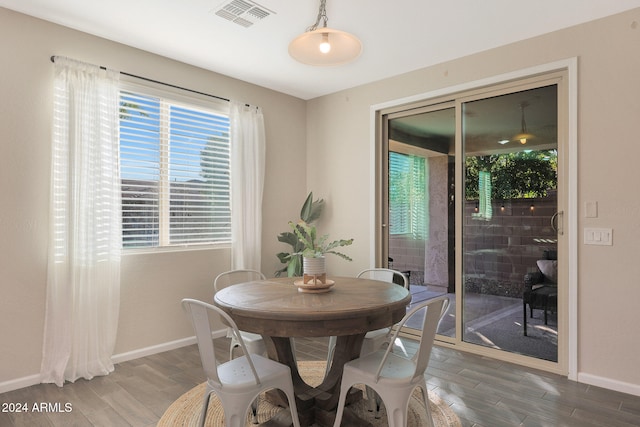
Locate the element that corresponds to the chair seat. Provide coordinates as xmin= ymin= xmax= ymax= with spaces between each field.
xmin=230 ymin=331 xmax=266 ymax=353
xmin=217 ymin=354 xmax=290 ymax=389
xmin=345 ymin=350 xmax=417 ymax=382
xmin=365 ymin=327 xmax=390 ymax=340
xmin=227 ymin=329 xmax=261 ymax=341
xmin=362 ymin=327 xmax=392 ymax=355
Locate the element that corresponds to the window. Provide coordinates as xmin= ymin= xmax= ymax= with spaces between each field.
xmin=389 ymin=151 xmax=427 ymax=238
xmin=119 ymin=89 xmax=230 ymax=249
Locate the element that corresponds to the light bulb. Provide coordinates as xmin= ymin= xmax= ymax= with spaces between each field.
xmin=520 ymin=137 xmax=527 ymax=144
xmin=319 ymin=33 xmax=331 ymax=53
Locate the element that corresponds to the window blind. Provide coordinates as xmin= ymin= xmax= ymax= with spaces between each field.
xmin=120 ymin=91 xmax=231 ymax=248
xmin=473 ymin=170 xmax=493 ymax=221
xmin=389 ymin=152 xmax=427 ymax=238
xmin=389 ymin=152 xmax=411 ymax=234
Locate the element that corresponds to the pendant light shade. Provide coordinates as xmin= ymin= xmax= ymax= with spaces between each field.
xmin=289 ymin=28 xmax=362 ymax=66
xmin=289 ymin=0 xmax=362 ymax=66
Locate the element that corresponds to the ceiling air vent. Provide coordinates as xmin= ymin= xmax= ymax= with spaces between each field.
xmin=213 ymin=0 xmax=275 ymax=27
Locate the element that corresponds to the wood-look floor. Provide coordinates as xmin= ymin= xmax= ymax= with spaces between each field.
xmin=1 ymin=337 xmax=640 ymax=427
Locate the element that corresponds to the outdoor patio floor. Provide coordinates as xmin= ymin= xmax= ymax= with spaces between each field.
xmin=407 ymin=285 xmax=557 ymax=361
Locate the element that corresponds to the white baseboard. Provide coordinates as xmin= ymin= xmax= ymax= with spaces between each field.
xmin=0 ymin=336 xmax=197 ymax=394
xmin=111 ymin=336 xmax=196 ymax=364
xmin=0 ymin=374 xmax=42 ymax=394
xmin=578 ymin=372 xmax=640 ymax=397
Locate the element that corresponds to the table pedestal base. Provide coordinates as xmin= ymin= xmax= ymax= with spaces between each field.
xmin=257 ymin=335 xmax=372 ymax=427
xmin=263 ymin=385 xmax=363 ymax=427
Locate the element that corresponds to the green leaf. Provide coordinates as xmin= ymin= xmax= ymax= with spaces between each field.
xmin=290 ymin=221 xmax=314 ymax=250
xmin=324 ymin=238 xmax=354 ymax=252
xmin=326 ymin=251 xmax=353 ymax=262
xmin=287 ymin=255 xmax=301 ymax=277
xmin=277 ymin=231 xmax=299 ymax=247
xmin=276 ymin=252 xmax=291 ymax=263
xmin=300 ymin=192 xmax=325 ymax=223
xmin=300 ymin=192 xmax=314 ymax=222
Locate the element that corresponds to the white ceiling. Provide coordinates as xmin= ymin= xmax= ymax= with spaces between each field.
xmin=2 ymin=0 xmax=640 ymax=100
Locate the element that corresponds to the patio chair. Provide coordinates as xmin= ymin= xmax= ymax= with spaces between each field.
xmin=522 ymin=250 xmax=558 ymax=336
xmin=332 ymin=295 xmax=449 ymax=427
xmin=181 ymin=299 xmax=301 ymax=427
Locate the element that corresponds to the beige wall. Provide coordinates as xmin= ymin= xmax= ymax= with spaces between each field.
xmin=307 ymin=9 xmax=640 ymax=393
xmin=0 ymin=8 xmax=306 ymax=387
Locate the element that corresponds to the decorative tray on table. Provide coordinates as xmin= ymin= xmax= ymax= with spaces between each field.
xmin=293 ymin=279 xmax=335 ymax=293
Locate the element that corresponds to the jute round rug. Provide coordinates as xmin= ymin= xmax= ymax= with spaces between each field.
xmin=159 ymin=360 xmax=460 ymax=427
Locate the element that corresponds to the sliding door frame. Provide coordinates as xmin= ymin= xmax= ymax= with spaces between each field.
xmin=369 ymin=58 xmax=578 ymax=379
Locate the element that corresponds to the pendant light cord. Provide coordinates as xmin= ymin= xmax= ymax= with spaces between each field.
xmin=307 ymin=0 xmax=328 ymax=31
xmin=520 ymin=101 xmax=529 ymax=133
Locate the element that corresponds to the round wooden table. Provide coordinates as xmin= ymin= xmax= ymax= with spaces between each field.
xmin=213 ymin=276 xmax=411 ymax=427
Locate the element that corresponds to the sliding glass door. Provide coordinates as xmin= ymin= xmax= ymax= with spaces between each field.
xmin=379 ymin=74 xmax=566 ymax=368
xmin=386 ymin=106 xmax=456 ymax=336
xmin=461 ymin=85 xmax=559 ymax=361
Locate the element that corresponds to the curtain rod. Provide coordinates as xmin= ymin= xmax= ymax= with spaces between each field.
xmin=50 ymin=55 xmax=230 ymax=103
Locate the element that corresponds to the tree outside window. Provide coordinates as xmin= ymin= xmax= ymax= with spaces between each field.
xmin=465 ymin=150 xmax=557 ymax=206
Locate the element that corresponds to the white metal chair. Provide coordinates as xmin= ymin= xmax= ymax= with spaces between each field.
xmin=357 ymin=268 xmax=410 ymax=288
xmin=327 ymin=268 xmax=409 ymax=362
xmin=325 ymin=269 xmax=408 ymax=364
xmin=214 ymin=269 xmax=268 ymax=360
xmin=332 ymin=295 xmax=449 ymax=427
xmin=181 ymin=298 xmax=301 ymax=427
xmin=354 ymin=268 xmax=410 ymax=355
xmin=325 ymin=268 xmax=410 ymax=413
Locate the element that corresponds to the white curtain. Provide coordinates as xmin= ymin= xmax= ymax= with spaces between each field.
xmin=41 ymin=57 xmax=122 ymax=386
xmin=229 ymin=101 xmax=266 ymax=271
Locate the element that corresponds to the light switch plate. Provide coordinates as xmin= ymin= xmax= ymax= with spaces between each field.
xmin=585 ymin=201 xmax=598 ymax=218
xmin=584 ymin=227 xmax=613 ymax=245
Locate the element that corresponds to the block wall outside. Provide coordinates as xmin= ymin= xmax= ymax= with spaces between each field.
xmin=388 ymin=193 xmax=557 ymax=296
xmin=389 ymin=235 xmax=426 ymax=284
xmin=463 ymin=195 xmax=557 ymax=296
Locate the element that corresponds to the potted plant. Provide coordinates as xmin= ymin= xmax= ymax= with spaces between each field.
xmin=275 ymin=192 xmax=353 ymax=285
xmin=289 ymin=219 xmax=353 ymax=284
xmin=275 ymin=192 xmax=325 ymax=277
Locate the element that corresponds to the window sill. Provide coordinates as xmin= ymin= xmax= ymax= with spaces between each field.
xmin=122 ymin=243 xmax=231 ymax=256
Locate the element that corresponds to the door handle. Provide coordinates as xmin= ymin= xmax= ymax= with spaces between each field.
xmin=551 ymin=211 xmax=563 ymax=236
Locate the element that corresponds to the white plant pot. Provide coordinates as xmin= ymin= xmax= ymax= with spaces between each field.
xmin=303 ymin=256 xmax=327 ymax=284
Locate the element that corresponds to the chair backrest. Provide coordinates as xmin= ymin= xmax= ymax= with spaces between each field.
xmin=181 ymin=298 xmax=261 ymax=387
xmin=375 ymin=295 xmax=449 ymax=382
xmin=357 ymin=268 xmax=409 ymax=289
xmin=214 ymin=269 xmax=266 ymax=292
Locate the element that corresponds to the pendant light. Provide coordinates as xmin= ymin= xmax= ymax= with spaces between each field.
xmin=514 ymin=101 xmax=534 ymax=144
xmin=288 ymin=0 xmax=362 ymax=66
